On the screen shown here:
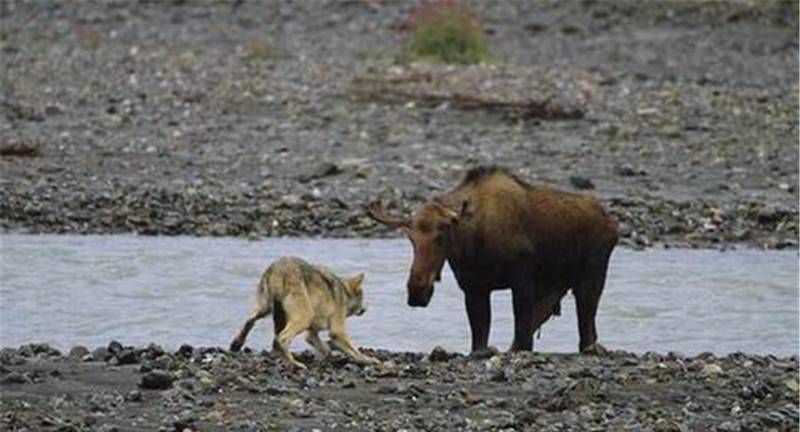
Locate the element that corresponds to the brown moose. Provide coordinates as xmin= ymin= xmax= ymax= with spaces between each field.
xmin=367 ymin=166 xmax=618 ymax=354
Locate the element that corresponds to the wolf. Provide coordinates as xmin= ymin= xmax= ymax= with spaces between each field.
xmin=229 ymin=257 xmax=380 ymax=369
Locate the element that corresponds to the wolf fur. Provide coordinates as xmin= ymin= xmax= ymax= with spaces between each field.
xmin=230 ymin=257 xmax=379 ymax=369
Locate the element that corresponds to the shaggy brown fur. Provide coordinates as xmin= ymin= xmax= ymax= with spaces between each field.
xmin=367 ymin=166 xmax=618 ymax=353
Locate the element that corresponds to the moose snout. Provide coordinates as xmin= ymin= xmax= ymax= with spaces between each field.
xmin=407 ymin=295 xmax=429 ymax=307
xmin=406 ymin=284 xmax=432 ymax=307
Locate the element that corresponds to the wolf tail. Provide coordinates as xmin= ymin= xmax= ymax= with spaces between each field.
xmin=253 ymin=269 xmax=278 ymax=317
xmin=229 ymin=268 xmax=278 ymax=352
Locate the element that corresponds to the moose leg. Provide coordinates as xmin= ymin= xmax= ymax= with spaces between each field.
xmin=510 ymin=287 xmax=535 ymax=351
xmin=464 ymin=291 xmax=491 ymax=353
xmin=574 ymin=262 xmax=609 ymax=354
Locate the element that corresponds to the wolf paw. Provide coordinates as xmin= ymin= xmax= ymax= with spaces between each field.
xmin=361 ymin=356 xmax=382 ymax=366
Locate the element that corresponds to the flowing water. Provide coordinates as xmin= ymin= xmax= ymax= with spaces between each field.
xmin=0 ymin=235 xmax=797 ymax=356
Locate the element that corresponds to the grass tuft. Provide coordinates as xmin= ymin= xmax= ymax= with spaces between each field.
xmin=241 ymin=38 xmax=276 ymax=64
xmin=403 ymin=0 xmax=489 ymax=65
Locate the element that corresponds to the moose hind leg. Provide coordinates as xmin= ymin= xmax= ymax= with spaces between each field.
xmin=574 ymin=262 xmax=610 ymax=354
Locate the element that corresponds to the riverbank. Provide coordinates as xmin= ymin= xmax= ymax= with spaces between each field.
xmin=1 ymin=0 xmax=797 ymax=249
xmin=0 ymin=342 xmax=797 ymax=431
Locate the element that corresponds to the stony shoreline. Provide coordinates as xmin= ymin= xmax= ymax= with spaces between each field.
xmin=1 ymin=0 xmax=797 ymax=250
xmin=1 ymin=342 xmax=797 ymax=431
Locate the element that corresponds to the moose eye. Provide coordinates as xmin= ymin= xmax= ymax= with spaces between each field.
xmin=433 ymin=234 xmax=444 ymax=246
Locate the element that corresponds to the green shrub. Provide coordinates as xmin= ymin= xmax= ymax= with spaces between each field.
xmin=404 ymin=0 xmax=489 ymax=64
xmin=242 ymin=38 xmax=275 ymax=63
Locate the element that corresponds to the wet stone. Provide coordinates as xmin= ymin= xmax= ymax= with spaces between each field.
xmin=115 ymin=348 xmax=139 ymax=365
xmin=1 ymin=372 xmax=30 ymax=385
xmin=569 ymin=176 xmax=595 ymax=190
xmin=140 ymin=370 xmax=175 ymax=390
xmin=108 ymin=341 xmax=124 ymax=355
xmin=700 ymin=363 xmax=724 ymax=377
xmin=177 ymin=344 xmax=193 ymax=358
xmin=69 ymin=346 xmax=91 ymax=359
xmin=429 ymin=346 xmax=456 ymax=362
xmin=92 ymin=347 xmax=113 ymax=362
xmin=126 ymin=390 xmax=143 ymax=402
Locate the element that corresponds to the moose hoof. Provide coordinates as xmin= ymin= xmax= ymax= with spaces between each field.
xmin=468 ymin=346 xmax=499 ymax=360
xmin=580 ymin=343 xmax=607 ymax=356
xmin=229 ymin=339 xmax=243 ymax=352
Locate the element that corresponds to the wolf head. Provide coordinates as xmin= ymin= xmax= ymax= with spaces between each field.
xmin=344 ymin=273 xmax=366 ymax=317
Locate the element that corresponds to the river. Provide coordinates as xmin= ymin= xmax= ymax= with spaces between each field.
xmin=0 ymin=235 xmax=797 ymax=356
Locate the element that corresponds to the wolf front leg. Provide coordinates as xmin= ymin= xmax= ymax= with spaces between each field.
xmin=329 ymin=314 xmax=380 ymax=366
xmin=306 ymin=330 xmax=332 ymax=359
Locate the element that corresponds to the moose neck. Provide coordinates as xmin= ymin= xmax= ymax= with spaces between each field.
xmin=436 ymin=190 xmax=472 ymax=266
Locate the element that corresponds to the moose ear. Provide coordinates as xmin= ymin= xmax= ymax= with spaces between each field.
xmin=458 ymin=200 xmax=472 ymax=221
xmin=447 ymin=208 xmax=459 ymax=226
xmin=432 ymin=201 xmax=460 ymax=227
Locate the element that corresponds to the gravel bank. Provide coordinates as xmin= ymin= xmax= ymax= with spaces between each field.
xmin=1 ymin=0 xmax=797 ymax=249
xmin=1 ymin=342 xmax=798 ymax=431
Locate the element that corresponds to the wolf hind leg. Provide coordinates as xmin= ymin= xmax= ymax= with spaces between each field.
xmin=231 ymin=274 xmax=275 ymax=352
xmin=273 ymin=293 xmax=313 ymax=370
xmin=230 ymin=304 xmax=270 ymax=352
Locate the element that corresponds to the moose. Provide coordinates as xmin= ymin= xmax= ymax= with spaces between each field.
xmin=367 ymin=166 xmax=618 ymax=354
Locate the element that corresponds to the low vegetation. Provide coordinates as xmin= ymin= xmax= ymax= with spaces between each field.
xmin=241 ymin=38 xmax=276 ymax=63
xmin=402 ymin=0 xmax=489 ymax=64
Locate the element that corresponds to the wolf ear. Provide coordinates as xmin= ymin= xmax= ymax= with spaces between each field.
xmin=349 ymin=273 xmax=365 ymax=291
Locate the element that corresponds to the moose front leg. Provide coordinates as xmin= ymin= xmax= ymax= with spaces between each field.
xmin=464 ymin=290 xmax=491 ymax=353
xmin=510 ymin=287 xmax=535 ymax=351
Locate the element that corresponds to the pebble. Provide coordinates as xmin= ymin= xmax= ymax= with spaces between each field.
xmin=700 ymin=363 xmax=724 ymax=377
xmin=69 ymin=346 xmax=90 ymax=359
xmin=1 ymin=341 xmax=797 ymax=431
xmin=0 ymin=372 xmax=29 ymax=384
xmin=115 ymin=348 xmax=139 ymax=365
xmin=428 ymin=346 xmax=455 ymax=362
xmin=140 ymin=370 xmax=175 ymax=390
xmin=569 ymin=176 xmax=595 ymax=190
xmin=92 ymin=347 xmax=113 ymax=362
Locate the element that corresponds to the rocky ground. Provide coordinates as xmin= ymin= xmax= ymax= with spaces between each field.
xmin=1 ymin=0 xmax=798 ymax=249
xmin=0 ymin=342 xmax=797 ymax=431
